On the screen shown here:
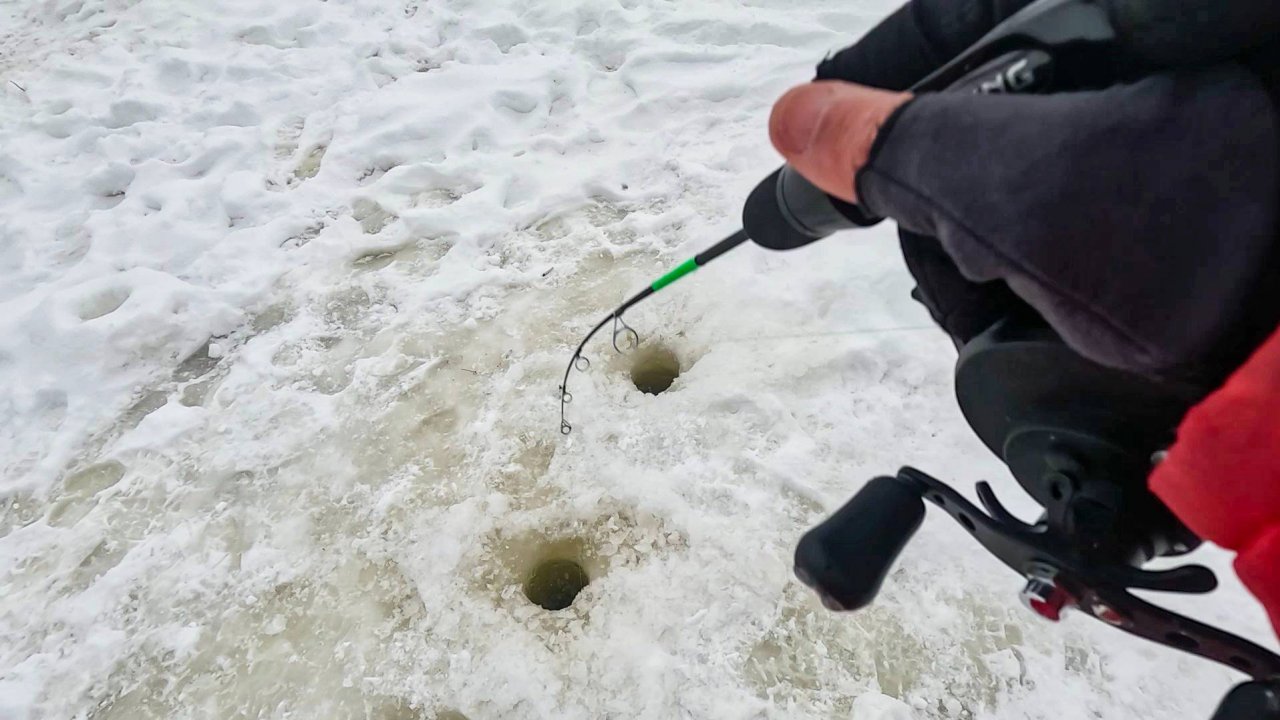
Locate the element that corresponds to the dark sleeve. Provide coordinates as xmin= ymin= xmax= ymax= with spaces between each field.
xmin=815 ymin=0 xmax=1036 ymax=88
xmin=856 ymin=66 xmax=1280 ymax=380
xmin=1107 ymin=0 xmax=1280 ymax=68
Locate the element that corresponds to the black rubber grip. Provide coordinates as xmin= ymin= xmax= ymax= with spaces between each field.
xmin=794 ymin=475 xmax=926 ymax=611
xmin=742 ymin=167 xmax=864 ymax=251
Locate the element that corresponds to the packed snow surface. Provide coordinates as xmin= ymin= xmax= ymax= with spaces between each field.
xmin=0 ymin=0 xmax=1274 ymax=718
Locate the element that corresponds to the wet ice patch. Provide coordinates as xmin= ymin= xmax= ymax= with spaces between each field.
xmin=90 ymin=555 xmax=428 ymax=719
xmin=293 ymin=145 xmax=327 ymax=182
xmin=352 ymin=198 xmax=398 ymax=235
xmin=413 ymin=182 xmax=478 ymax=209
xmin=46 ymin=461 xmax=126 ymax=528
xmin=353 ymin=249 xmax=401 ymax=272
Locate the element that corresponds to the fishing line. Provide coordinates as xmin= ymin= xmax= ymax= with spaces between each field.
xmin=704 ymin=325 xmax=938 ymax=345
xmin=559 ymin=229 xmax=747 ymax=435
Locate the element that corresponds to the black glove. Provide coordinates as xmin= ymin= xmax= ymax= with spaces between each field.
xmin=808 ymin=0 xmax=1280 ymax=382
xmin=815 ymin=0 xmax=1036 ymax=89
xmin=809 ymin=0 xmax=1038 ymax=348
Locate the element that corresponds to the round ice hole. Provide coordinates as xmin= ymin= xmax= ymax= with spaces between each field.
xmin=630 ymin=346 xmax=680 ymax=395
xmin=523 ymin=558 xmax=589 ymax=611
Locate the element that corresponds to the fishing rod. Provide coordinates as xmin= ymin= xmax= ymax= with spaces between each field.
xmin=558 ymin=229 xmax=747 ymax=434
xmin=555 ymin=0 xmax=1075 ymax=435
xmin=555 ymin=155 xmax=885 ymax=436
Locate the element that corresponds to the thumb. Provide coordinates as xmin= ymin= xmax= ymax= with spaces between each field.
xmin=769 ymin=81 xmax=911 ymax=204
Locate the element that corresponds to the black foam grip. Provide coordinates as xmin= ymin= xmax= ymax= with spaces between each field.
xmin=743 ymin=167 xmax=866 ymax=251
xmin=794 ymin=476 xmax=926 ymax=611
xmin=743 ymin=169 xmax=818 ymax=251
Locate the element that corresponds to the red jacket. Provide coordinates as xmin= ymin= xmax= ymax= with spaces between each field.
xmin=1151 ymin=324 xmax=1280 ymax=636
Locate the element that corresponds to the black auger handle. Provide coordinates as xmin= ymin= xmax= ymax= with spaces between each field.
xmin=1211 ymin=681 xmax=1280 ymax=720
xmin=794 ymin=475 xmax=926 ymax=611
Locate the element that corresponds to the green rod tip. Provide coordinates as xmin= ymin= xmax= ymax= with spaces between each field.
xmin=650 ymin=258 xmax=699 ymax=292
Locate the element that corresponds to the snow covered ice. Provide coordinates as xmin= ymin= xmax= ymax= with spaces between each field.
xmin=0 ymin=0 xmax=1275 ymax=718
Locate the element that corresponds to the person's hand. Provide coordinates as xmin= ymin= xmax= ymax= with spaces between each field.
xmin=768 ymin=80 xmax=912 ymax=204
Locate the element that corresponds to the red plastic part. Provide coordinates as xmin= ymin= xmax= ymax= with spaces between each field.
xmin=1029 ymin=597 xmax=1065 ymax=622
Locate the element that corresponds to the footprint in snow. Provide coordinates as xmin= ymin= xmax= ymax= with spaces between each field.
xmin=46 ymin=461 xmax=126 ymax=528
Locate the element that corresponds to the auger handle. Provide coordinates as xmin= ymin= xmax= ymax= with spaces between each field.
xmin=794 ymin=475 xmax=926 ymax=611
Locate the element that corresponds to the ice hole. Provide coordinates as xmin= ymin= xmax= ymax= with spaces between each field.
xmin=630 ymin=345 xmax=680 ymax=395
xmin=523 ymin=557 xmax=589 ymax=611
